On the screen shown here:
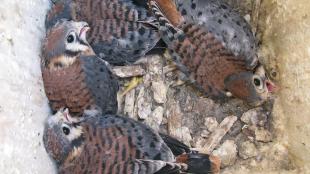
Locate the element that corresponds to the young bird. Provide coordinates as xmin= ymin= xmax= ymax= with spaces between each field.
xmin=45 ymin=0 xmax=161 ymax=65
xmin=43 ymin=108 xmax=221 ymax=174
xmin=149 ymin=0 xmax=277 ymax=106
xmin=41 ymin=20 xmax=119 ymax=116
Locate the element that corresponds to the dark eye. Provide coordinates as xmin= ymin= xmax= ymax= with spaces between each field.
xmin=253 ymin=76 xmax=264 ymax=91
xmin=62 ymin=126 xmax=70 ymax=135
xmin=254 ymin=78 xmax=261 ymax=86
xmin=67 ymin=34 xmax=75 ymax=43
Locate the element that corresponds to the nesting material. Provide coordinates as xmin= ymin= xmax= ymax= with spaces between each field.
xmin=194 ymin=116 xmax=238 ymax=154
xmin=112 ymin=65 xmax=145 ymax=78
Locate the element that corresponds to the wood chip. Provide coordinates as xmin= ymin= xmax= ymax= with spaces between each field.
xmin=112 ymin=65 xmax=145 ymax=78
xmin=163 ymin=64 xmax=177 ymax=74
xmin=123 ymin=88 xmax=136 ymax=119
xmin=193 ymin=115 xmax=238 ymax=154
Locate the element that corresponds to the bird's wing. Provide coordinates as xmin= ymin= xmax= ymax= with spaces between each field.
xmin=92 ymin=115 xmax=175 ymax=162
xmin=95 ymin=159 xmax=184 ymax=174
xmin=79 ymin=55 xmax=119 ymax=114
xmin=87 ymin=19 xmax=160 ymax=65
xmin=83 ymin=0 xmax=162 ymax=64
xmin=174 ymin=0 xmax=258 ymax=69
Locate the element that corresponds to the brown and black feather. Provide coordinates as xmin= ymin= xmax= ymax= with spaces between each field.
xmin=42 ymin=55 xmax=118 ymax=116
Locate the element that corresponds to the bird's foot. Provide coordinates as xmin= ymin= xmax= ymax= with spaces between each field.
xmin=120 ymin=77 xmax=143 ymax=97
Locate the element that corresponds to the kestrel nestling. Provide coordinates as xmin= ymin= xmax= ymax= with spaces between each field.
xmin=149 ymin=0 xmax=277 ymax=105
xmin=41 ymin=20 xmax=119 ymax=116
xmin=43 ymin=108 xmax=221 ymax=174
xmin=46 ymin=0 xmax=161 ymax=65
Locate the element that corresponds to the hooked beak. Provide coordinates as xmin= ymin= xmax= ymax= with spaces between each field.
xmin=62 ymin=108 xmax=74 ymax=123
xmin=266 ymin=80 xmax=279 ymax=93
xmin=78 ymin=24 xmax=90 ymax=45
xmin=47 ymin=108 xmax=72 ymax=126
xmin=79 ymin=25 xmax=90 ymax=38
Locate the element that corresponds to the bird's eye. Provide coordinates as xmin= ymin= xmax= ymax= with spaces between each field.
xmin=62 ymin=124 xmax=70 ymax=135
xmin=66 ymin=33 xmax=75 ymax=43
xmin=254 ymin=78 xmax=261 ymax=86
xmin=253 ymin=76 xmax=264 ymax=90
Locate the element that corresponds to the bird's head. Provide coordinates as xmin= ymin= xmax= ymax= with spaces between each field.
xmin=43 ymin=108 xmax=84 ymax=166
xmin=42 ymin=20 xmax=92 ymax=70
xmin=224 ymin=65 xmax=278 ymax=106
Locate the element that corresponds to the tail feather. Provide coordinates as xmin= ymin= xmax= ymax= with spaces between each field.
xmin=149 ymin=1 xmax=185 ymax=44
xmin=160 ymin=134 xmax=221 ymax=173
xmin=159 ymin=133 xmax=191 ymax=156
xmin=176 ymin=153 xmax=221 ymax=174
xmin=149 ymin=0 xmax=192 ymax=76
xmin=148 ymin=0 xmax=183 ymax=26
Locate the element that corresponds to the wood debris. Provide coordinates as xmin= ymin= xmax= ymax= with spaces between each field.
xmin=193 ymin=116 xmax=238 ymax=154
xmin=112 ymin=65 xmax=145 ymax=78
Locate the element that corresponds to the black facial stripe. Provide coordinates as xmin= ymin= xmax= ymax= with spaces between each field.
xmin=72 ymin=122 xmax=82 ymax=128
xmin=71 ymin=133 xmax=85 ymax=148
xmin=77 ymin=37 xmax=88 ymax=46
xmin=65 ymin=50 xmax=80 ymax=57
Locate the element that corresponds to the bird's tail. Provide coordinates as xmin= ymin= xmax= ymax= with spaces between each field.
xmin=176 ymin=153 xmax=221 ymax=174
xmin=149 ymin=0 xmax=195 ymax=79
xmin=160 ymin=134 xmax=221 ymax=174
xmin=148 ymin=0 xmax=183 ymax=26
xmin=159 ymin=133 xmax=191 ymax=156
xmin=149 ymin=0 xmax=186 ymax=46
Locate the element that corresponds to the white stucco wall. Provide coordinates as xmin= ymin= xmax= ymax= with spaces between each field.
xmin=0 ymin=1 xmax=56 ymax=173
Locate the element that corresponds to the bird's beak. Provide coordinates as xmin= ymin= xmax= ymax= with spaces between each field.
xmin=78 ymin=23 xmax=90 ymax=45
xmin=266 ymin=80 xmax=279 ymax=93
xmin=79 ymin=25 xmax=90 ymax=39
xmin=63 ymin=108 xmax=75 ymax=124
